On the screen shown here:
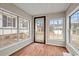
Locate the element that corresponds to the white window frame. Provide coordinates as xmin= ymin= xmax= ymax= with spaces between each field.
xmin=66 ymin=6 xmax=79 ymax=55
xmin=69 ymin=9 xmax=79 ymax=50
xmin=18 ymin=17 xmax=31 ymax=40
xmin=48 ymin=18 xmax=65 ymax=41
xmin=2 ymin=11 xmax=17 ymax=29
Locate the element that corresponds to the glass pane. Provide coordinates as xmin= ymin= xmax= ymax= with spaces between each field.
xmin=35 ymin=18 xmax=44 ymax=42
xmin=58 ymin=19 xmax=63 ymax=25
xmin=12 ymin=29 xmax=17 ymax=34
xmin=7 ymin=17 xmax=13 ymax=27
xmin=11 ymin=29 xmax=17 ymax=40
xmin=48 ymin=19 xmax=64 ymax=40
xmin=19 ymin=30 xmax=29 ymax=40
xmin=0 ymin=12 xmax=18 ymax=48
xmin=19 ymin=18 xmax=27 ymax=29
xmin=2 ymin=15 xmax=7 ymax=27
xmin=19 ymin=18 xmax=30 ymax=41
xmin=4 ymin=29 xmax=12 ymax=34
xmin=70 ymin=10 xmax=79 ymax=49
xmin=0 ymin=29 xmax=3 ymax=48
xmin=53 ymin=29 xmax=63 ymax=39
xmin=1 ymin=29 xmax=14 ymax=48
xmin=54 ymin=20 xmax=58 ymax=25
xmin=13 ymin=18 xmax=16 ymax=27
xmin=0 ymin=13 xmax=2 ymax=28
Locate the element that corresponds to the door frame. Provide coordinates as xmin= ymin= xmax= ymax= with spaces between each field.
xmin=34 ymin=16 xmax=46 ymax=44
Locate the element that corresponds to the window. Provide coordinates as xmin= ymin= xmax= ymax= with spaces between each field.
xmin=3 ymin=15 xmax=17 ymax=28
xmin=18 ymin=18 xmax=30 ymax=40
xmin=2 ymin=15 xmax=7 ymax=27
xmin=7 ymin=17 xmax=13 ymax=27
xmin=48 ymin=18 xmax=64 ymax=40
xmin=0 ymin=11 xmax=18 ymax=48
xmin=0 ymin=11 xmax=2 ymax=28
xmin=0 ymin=10 xmax=31 ymax=49
xmin=13 ymin=18 xmax=16 ymax=27
xmin=70 ymin=10 xmax=79 ymax=49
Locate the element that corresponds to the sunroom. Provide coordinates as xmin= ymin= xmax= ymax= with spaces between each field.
xmin=0 ymin=3 xmax=79 ymax=56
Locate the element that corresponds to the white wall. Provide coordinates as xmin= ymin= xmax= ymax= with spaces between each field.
xmin=66 ymin=3 xmax=79 ymax=56
xmin=33 ymin=11 xmax=66 ymax=47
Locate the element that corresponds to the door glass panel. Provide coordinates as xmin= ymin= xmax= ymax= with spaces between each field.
xmin=35 ymin=18 xmax=44 ymax=42
xmin=35 ymin=18 xmax=44 ymax=43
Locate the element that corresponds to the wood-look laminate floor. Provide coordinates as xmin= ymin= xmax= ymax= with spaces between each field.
xmin=11 ymin=43 xmax=68 ymax=56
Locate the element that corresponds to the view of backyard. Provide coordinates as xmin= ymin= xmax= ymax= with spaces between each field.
xmin=48 ymin=19 xmax=64 ymax=40
xmin=0 ymin=11 xmax=30 ymax=48
xmin=70 ymin=10 xmax=79 ymax=48
xmin=35 ymin=18 xmax=44 ymax=42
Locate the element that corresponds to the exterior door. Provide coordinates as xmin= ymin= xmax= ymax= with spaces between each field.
xmin=34 ymin=16 xmax=46 ymax=44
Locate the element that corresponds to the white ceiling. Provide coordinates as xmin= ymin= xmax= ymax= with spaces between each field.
xmin=14 ymin=3 xmax=70 ymax=16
